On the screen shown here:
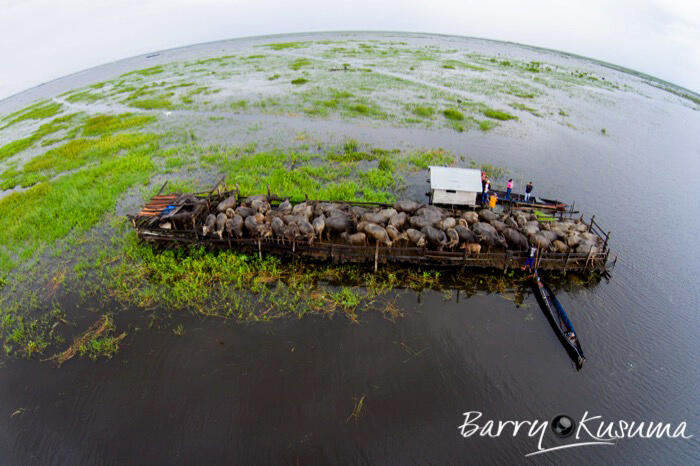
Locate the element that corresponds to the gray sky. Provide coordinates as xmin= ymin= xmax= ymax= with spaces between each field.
xmin=1 ymin=0 xmax=699 ymax=100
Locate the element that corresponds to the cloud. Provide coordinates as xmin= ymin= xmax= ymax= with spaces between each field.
xmin=0 ymin=0 xmax=698 ymax=99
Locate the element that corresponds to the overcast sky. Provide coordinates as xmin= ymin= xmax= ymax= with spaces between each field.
xmin=1 ymin=0 xmax=699 ymax=100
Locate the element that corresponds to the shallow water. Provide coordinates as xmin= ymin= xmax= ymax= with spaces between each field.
xmin=1 ymin=33 xmax=699 ymax=464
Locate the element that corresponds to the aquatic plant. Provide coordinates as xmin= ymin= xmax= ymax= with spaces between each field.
xmin=1 ymin=100 xmax=63 ymax=129
xmin=483 ymin=108 xmax=517 ymax=121
xmin=443 ymin=108 xmax=464 ymax=121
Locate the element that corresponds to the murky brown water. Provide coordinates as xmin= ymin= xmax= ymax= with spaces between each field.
xmin=1 ymin=33 xmax=699 ymax=464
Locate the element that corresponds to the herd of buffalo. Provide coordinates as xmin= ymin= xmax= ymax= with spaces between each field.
xmin=162 ymin=194 xmax=604 ymax=256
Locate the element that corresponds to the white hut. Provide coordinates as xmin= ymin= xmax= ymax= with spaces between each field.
xmin=429 ymin=166 xmax=482 ymax=206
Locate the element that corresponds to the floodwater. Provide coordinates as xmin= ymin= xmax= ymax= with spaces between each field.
xmin=1 ymin=33 xmax=700 ymax=464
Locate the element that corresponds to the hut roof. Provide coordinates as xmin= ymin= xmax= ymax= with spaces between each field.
xmin=429 ymin=166 xmax=482 ymax=192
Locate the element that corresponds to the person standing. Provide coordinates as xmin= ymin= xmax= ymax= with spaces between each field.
xmin=482 ymin=177 xmax=490 ymax=205
xmin=481 ymin=171 xmax=487 ymax=203
xmin=522 ymin=245 xmax=537 ymax=271
xmin=506 ymin=179 xmax=513 ymax=200
xmin=525 ymin=181 xmax=533 ymax=203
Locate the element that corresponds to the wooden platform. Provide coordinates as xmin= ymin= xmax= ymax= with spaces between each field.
xmin=129 ymin=189 xmax=614 ymax=275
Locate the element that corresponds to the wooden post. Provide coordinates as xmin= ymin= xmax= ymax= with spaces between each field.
xmin=374 ymin=241 xmax=379 ymax=273
xmin=156 ymin=180 xmax=168 ymax=196
xmin=589 ymin=215 xmax=595 ymax=232
xmin=603 ymin=231 xmax=611 ymax=251
xmin=584 ymin=245 xmax=593 ymax=269
xmin=258 ymin=239 xmax=262 ymax=259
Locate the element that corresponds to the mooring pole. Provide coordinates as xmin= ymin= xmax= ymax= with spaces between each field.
xmin=374 ymin=241 xmax=379 ymax=273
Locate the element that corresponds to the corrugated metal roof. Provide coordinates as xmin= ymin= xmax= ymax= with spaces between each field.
xmin=429 ymin=166 xmax=482 ymax=192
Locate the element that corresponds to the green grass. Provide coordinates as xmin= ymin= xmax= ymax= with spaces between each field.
xmin=120 ymin=65 xmax=165 ymax=77
xmin=78 ymin=316 xmax=125 ymax=361
xmin=0 ymin=151 xmax=155 ymax=274
xmin=1 ymin=101 xmax=63 ymax=128
xmin=0 ymin=113 xmax=78 ymax=162
xmin=409 ymin=150 xmax=453 ymax=169
xmin=268 ymin=74 xmax=281 ymax=80
xmin=483 ymin=108 xmax=517 ymax=121
xmin=66 ymin=90 xmax=104 ymax=103
xmin=509 ymin=102 xmax=541 ymax=117
xmin=408 ymin=105 xmax=435 ymax=118
xmin=81 ymin=113 xmax=156 ymax=136
xmin=263 ymin=41 xmax=309 ymax=51
xmin=22 ymin=133 xmax=157 ymax=179
xmin=479 ymin=120 xmax=498 ymax=131
xmin=127 ymin=96 xmax=174 ymax=110
xmin=443 ymin=108 xmax=464 ymax=121
xmin=289 ymin=58 xmax=312 ymax=70
xmin=291 ymin=78 xmax=309 ymax=85
xmin=1 ymin=304 xmax=63 ymax=358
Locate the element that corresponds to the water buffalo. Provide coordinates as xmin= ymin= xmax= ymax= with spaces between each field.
xmin=215 ymin=213 xmax=228 ymax=239
xmin=325 ymin=214 xmax=353 ymax=238
xmin=312 ymin=215 xmax=325 ymax=238
xmin=250 ymin=199 xmax=270 ymax=214
xmin=378 ymin=208 xmax=398 ymax=223
xmin=202 ymin=214 xmax=216 ymax=236
xmin=446 ymin=228 xmax=459 ymax=249
xmin=455 ymin=225 xmax=476 ymax=243
xmin=389 ymin=212 xmax=408 ymax=230
xmin=230 ymin=214 xmax=244 ymax=238
xmin=409 ymin=215 xmax=437 ymax=229
xmin=362 ymin=212 xmax=388 ymax=225
xmin=473 ymin=222 xmax=506 ymax=248
xmin=271 ymin=217 xmax=285 ymax=239
xmin=478 ymin=209 xmax=499 ymax=222
xmin=502 ymin=215 xmax=519 ymax=230
xmin=405 ymin=228 xmax=427 ymax=247
xmin=416 ymin=205 xmax=445 ymax=218
xmin=386 ymin=224 xmax=402 ymax=243
xmin=292 ymin=202 xmax=313 ymax=220
xmin=297 ymin=219 xmax=315 ymax=242
xmin=421 ymin=225 xmax=447 ymax=250
xmin=393 ymin=200 xmax=422 ymax=214
xmin=341 ymin=232 xmax=367 ymax=246
xmin=576 ymin=241 xmax=599 ymax=255
xmin=461 ymin=211 xmax=479 ymax=225
xmin=521 ymin=223 xmax=539 ymax=237
xmin=225 ymin=208 xmax=235 ymax=218
xmin=245 ymin=195 xmax=268 ymax=206
xmin=490 ymin=219 xmax=507 ymax=233
xmin=472 ymin=222 xmax=498 ymax=237
xmin=539 ymin=230 xmax=559 ymax=243
xmin=284 ymin=223 xmax=300 ymax=243
xmin=529 ymin=232 xmax=551 ymax=250
xmin=244 ymin=214 xmax=259 ymax=234
xmin=551 ymin=240 xmax=568 ymax=253
xmin=566 ymin=233 xmax=581 ymax=248
xmin=503 ymin=227 xmax=529 ymax=251
xmin=216 ymin=195 xmax=237 ymax=212
xmin=435 ymin=217 xmax=457 ymax=231
xmin=365 ymin=223 xmax=392 ymax=246
xmin=282 ymin=214 xmax=307 ymax=225
xmin=277 ymin=199 xmax=292 ymax=214
xmin=235 ymin=206 xmax=256 ymax=218
xmin=350 ymin=206 xmax=367 ymax=217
